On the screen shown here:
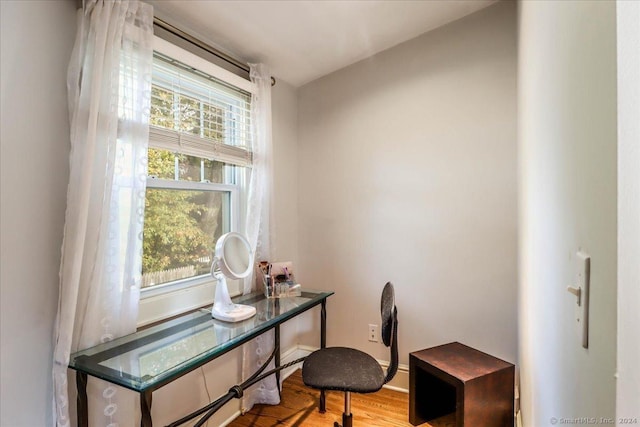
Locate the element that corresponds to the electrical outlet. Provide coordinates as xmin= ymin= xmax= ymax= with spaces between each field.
xmin=368 ymin=324 xmax=378 ymax=342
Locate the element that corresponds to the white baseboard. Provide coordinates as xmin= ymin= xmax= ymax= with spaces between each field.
xmin=281 ymin=344 xmax=314 ymax=380
xmin=378 ymin=357 xmax=409 ymax=393
xmin=220 ymin=410 xmax=242 ymax=427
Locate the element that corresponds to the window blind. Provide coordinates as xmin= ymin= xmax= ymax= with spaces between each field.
xmin=149 ymin=52 xmax=253 ymax=167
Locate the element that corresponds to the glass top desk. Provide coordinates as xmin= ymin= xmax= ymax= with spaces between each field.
xmin=69 ymin=289 xmax=334 ymax=427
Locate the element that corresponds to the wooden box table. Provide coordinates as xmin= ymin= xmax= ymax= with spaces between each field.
xmin=409 ymin=342 xmax=514 ymax=427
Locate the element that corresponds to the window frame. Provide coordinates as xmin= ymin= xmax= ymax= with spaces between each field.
xmin=137 ymin=36 xmax=255 ymax=327
xmin=139 ymin=178 xmax=239 ymax=296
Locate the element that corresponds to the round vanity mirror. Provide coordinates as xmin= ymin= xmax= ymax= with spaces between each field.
xmin=216 ymin=232 xmax=252 ymax=279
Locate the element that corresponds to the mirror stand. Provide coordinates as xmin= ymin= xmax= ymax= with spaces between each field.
xmin=211 ymin=271 xmax=257 ymax=322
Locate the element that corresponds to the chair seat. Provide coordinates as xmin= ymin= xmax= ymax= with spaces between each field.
xmin=302 ymin=347 xmax=385 ymax=393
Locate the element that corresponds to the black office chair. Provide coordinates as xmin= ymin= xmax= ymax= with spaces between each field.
xmin=302 ymin=282 xmax=398 ymax=427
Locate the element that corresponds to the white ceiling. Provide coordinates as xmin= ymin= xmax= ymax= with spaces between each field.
xmin=149 ymin=0 xmax=498 ymax=87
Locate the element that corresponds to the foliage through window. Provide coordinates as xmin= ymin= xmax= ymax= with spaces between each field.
xmin=140 ymin=52 xmax=251 ymax=289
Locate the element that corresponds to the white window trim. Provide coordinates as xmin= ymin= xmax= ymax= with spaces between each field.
xmin=153 ymin=36 xmax=257 ymax=95
xmin=137 ymin=37 xmax=252 ymax=328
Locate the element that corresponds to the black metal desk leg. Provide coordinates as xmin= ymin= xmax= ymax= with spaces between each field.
xmin=319 ymin=299 xmax=327 ymax=413
xmin=76 ymin=372 xmax=88 ymax=427
xmin=321 ymin=300 xmax=327 ymax=348
xmin=275 ymin=324 xmax=281 ymax=398
xmin=140 ymin=390 xmax=153 ymax=427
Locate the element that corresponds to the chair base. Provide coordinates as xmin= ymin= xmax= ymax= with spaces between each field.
xmin=334 ymin=413 xmax=352 ymax=427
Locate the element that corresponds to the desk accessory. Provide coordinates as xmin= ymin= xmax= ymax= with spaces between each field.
xmin=260 ymin=261 xmax=300 ymax=298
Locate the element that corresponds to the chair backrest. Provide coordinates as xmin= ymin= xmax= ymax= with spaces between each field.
xmin=380 ymin=282 xmax=398 ymax=384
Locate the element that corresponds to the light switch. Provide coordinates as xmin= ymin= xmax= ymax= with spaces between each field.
xmin=567 ymin=251 xmax=590 ymax=348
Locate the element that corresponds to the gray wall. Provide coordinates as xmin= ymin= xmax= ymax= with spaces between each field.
xmin=0 ymin=0 xmax=77 ymax=425
xmin=518 ymin=0 xmax=618 ymax=424
xmin=297 ymin=1 xmax=518 ymax=367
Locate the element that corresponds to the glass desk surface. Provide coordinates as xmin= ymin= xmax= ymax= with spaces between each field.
xmin=69 ymin=289 xmax=333 ymax=392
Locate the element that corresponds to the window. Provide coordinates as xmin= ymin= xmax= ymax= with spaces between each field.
xmin=136 ymin=37 xmax=256 ymax=325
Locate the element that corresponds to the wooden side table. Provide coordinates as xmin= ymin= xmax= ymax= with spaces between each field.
xmin=409 ymin=342 xmax=514 ymax=427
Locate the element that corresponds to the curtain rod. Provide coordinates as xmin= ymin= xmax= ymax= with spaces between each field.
xmin=153 ymin=17 xmax=276 ymax=87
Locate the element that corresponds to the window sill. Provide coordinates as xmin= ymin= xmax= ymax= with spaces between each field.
xmin=137 ymin=275 xmax=242 ymax=327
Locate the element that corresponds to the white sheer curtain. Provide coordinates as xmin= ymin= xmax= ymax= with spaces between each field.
xmin=52 ymin=1 xmax=153 ymax=426
xmin=241 ymin=63 xmax=279 ymax=411
xmin=244 ymin=63 xmax=274 ymax=289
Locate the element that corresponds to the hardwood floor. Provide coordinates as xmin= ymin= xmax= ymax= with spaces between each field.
xmin=227 ymin=370 xmax=455 ymax=427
